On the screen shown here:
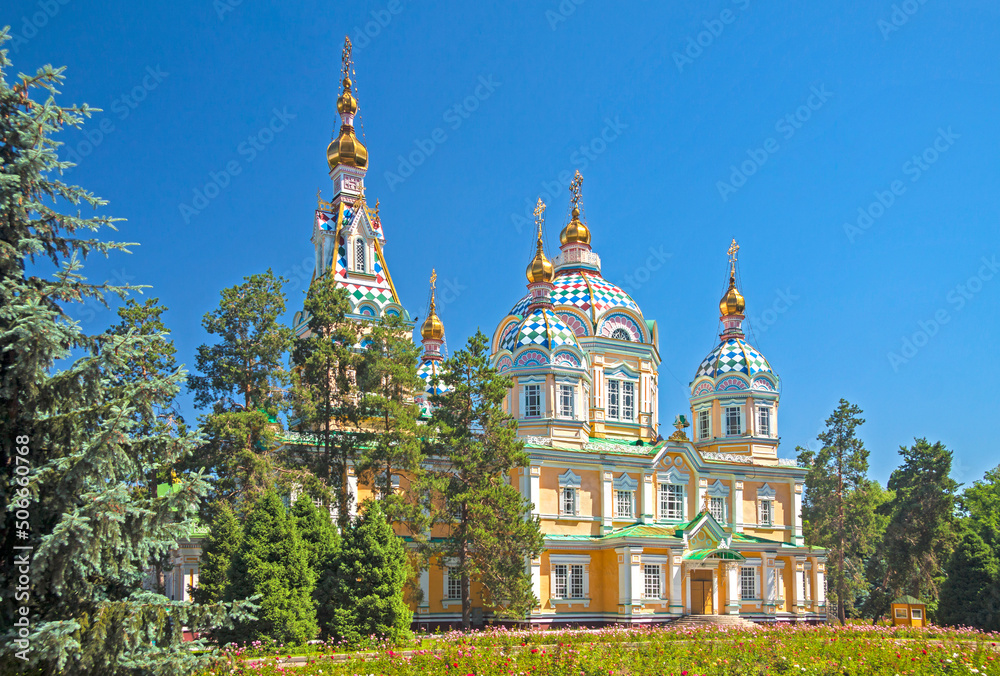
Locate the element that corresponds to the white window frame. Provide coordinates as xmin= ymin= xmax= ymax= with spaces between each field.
xmin=757 ymin=483 xmax=776 ymax=526
xmin=725 ymin=405 xmax=743 ymax=436
xmin=613 ymin=473 xmax=637 ymax=520
xmin=657 ymin=467 xmax=689 ymax=522
xmin=558 ymin=470 xmax=582 ymax=517
xmin=606 ymin=377 xmax=638 ymax=422
xmin=557 ymin=383 xmax=575 ymax=419
xmin=615 ymin=490 xmax=633 ymax=518
xmin=607 ymin=379 xmax=619 ymax=420
xmin=354 ymin=237 xmax=366 ymax=273
xmin=894 ymin=607 xmax=908 ymax=619
xmin=550 ymin=554 xmax=590 ymax=603
xmin=757 ymin=405 xmax=771 ymax=437
xmin=709 ymin=496 xmax=725 ymax=522
xmin=740 ymin=567 xmax=757 ymax=600
xmin=622 ymin=381 xmax=635 ymax=421
xmin=911 ymin=608 xmax=923 ymax=619
xmin=523 ymin=383 xmax=542 ymax=418
xmin=697 ymin=409 xmax=711 ymax=440
xmin=660 ymin=483 xmax=684 ymax=521
xmin=643 ymin=564 xmax=662 ymax=599
xmin=445 ymin=566 xmax=462 ymax=600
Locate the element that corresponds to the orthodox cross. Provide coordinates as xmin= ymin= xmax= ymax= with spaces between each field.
xmin=429 ymin=268 xmax=437 ymax=308
xmin=533 ymin=197 xmax=546 ymax=242
xmin=342 ymin=36 xmax=352 ymax=83
xmin=569 ymin=170 xmax=583 ymax=206
xmin=727 ymin=238 xmax=740 ymax=274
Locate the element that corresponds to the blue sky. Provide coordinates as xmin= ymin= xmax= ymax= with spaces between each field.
xmin=7 ymin=0 xmax=999 ymax=485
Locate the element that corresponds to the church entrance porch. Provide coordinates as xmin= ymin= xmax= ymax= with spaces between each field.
xmin=690 ymin=570 xmax=713 ymax=615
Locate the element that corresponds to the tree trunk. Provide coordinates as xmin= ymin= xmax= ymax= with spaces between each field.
xmin=460 ymin=541 xmax=471 ymax=630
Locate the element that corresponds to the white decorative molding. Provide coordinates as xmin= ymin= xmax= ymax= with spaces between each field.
xmin=776 ymin=458 xmax=800 ymax=467
xmin=558 ymin=469 xmax=582 ymax=488
xmin=524 ymin=435 xmax=552 ymax=447
xmin=553 ymin=247 xmax=602 ymax=272
xmin=583 ymin=439 xmax=638 ymax=453
xmin=701 ymin=451 xmax=755 ymax=465
xmin=657 ymin=466 xmax=689 ymax=485
xmin=613 ymin=473 xmax=638 ymax=491
xmin=757 ymin=483 xmax=777 ymax=499
xmin=706 ymin=479 xmax=730 ymax=497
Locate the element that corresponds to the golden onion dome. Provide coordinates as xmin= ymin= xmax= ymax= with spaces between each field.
xmin=421 ymin=305 xmax=445 ymax=340
xmin=337 ymin=77 xmax=358 ymax=115
xmin=327 ymin=125 xmax=368 ymax=169
xmin=526 ymin=240 xmax=554 ymax=283
xmin=719 ymin=276 xmax=745 ymax=316
xmin=560 ymin=206 xmax=591 ymax=245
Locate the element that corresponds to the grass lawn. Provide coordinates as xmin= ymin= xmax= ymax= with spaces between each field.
xmin=196 ymin=624 xmax=1000 ymax=675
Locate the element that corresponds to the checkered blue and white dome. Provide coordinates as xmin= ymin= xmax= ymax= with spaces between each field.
xmin=509 ymin=270 xmax=641 ymax=324
xmin=695 ymin=336 xmax=773 ymax=380
xmin=501 ymin=307 xmax=581 ymax=352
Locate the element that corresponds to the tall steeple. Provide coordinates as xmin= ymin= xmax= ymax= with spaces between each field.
xmin=719 ymin=238 xmax=746 ymax=337
xmin=327 ymin=36 xmax=368 ymax=206
xmin=553 ymin=170 xmax=602 ymax=274
xmin=525 ymin=198 xmax=555 ymax=309
xmin=420 ymin=269 xmax=445 ymax=361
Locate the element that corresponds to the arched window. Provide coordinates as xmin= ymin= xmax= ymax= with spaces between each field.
xmin=611 ymin=327 xmax=631 ymax=341
xmin=354 ymin=238 xmax=366 ymax=272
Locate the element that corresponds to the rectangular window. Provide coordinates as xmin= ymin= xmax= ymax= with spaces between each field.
xmin=615 ymin=490 xmax=633 ymax=518
xmin=709 ymin=496 xmax=725 ymax=522
xmin=725 ymin=406 xmax=742 ymax=436
xmin=446 ymin=567 xmax=462 ymax=600
xmin=911 ymin=608 xmax=923 ymax=619
xmin=757 ymin=407 xmax=770 ymax=437
xmin=698 ymin=410 xmax=710 ymax=439
xmin=524 ymin=384 xmax=541 ymax=418
xmin=643 ymin=564 xmax=662 ymax=599
xmin=607 ymin=380 xmax=619 ymax=419
xmin=759 ymin=499 xmax=773 ymax=526
xmin=569 ymin=564 xmax=585 ymax=598
xmin=660 ymin=483 xmax=684 ymax=520
xmin=561 ymin=487 xmax=576 ymax=515
xmin=558 ymin=384 xmax=574 ymax=418
xmin=740 ymin=567 xmax=756 ymax=599
xmin=895 ymin=607 xmax=908 ymax=619
xmin=553 ymin=564 xmax=568 ymax=598
xmin=622 ymin=382 xmax=635 ymax=421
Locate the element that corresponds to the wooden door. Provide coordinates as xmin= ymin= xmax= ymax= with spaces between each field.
xmin=691 ymin=571 xmax=713 ymax=615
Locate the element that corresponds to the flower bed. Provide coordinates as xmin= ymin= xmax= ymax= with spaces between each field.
xmin=200 ymin=624 xmax=1000 ymax=675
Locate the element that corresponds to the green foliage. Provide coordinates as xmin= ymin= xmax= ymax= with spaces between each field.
xmin=188 ymin=270 xmax=297 ymax=512
xmin=0 ymin=31 xmax=250 ymax=674
xmin=797 ymin=399 xmax=885 ymax=624
xmin=289 ymin=275 xmax=365 ymax=529
xmin=327 ymin=501 xmax=412 ymax=645
xmin=356 ymin=312 xmax=425 ymax=527
xmin=290 ymin=495 xmax=341 ymax=637
xmin=191 ymin=502 xmax=243 ymax=605
xmin=225 ymin=492 xmax=318 ymax=646
xmin=424 ymin=330 xmax=544 ymax=628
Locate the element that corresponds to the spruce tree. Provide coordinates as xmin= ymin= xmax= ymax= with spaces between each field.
xmin=289 ymin=274 xmax=366 ymax=529
xmin=191 ymin=502 xmax=243 ymax=605
xmin=224 ymin=491 xmax=317 ymax=646
xmin=356 ymin=311 xmax=425 ymax=527
xmin=187 ymin=270 xmax=295 ymax=513
xmin=797 ymin=399 xmax=884 ymax=624
xmin=424 ymin=330 xmax=544 ymax=629
xmin=0 ymin=33 xmax=249 ymax=674
xmin=328 ymin=501 xmax=411 ymax=645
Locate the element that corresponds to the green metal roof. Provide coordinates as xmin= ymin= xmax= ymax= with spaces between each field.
xmin=683 ymin=547 xmax=746 ymax=561
xmin=894 ymin=595 xmax=923 ymax=605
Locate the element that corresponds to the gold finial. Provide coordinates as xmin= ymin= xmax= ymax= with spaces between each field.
xmin=719 ymin=238 xmax=745 ymax=316
xmin=560 ymin=170 xmax=591 ymax=245
xmin=342 ymin=36 xmax=352 ymax=86
xmin=526 ymin=198 xmax=554 ymax=283
xmin=668 ymin=414 xmax=690 ymax=442
xmin=421 ymin=268 xmax=445 ymax=340
xmin=374 ymin=198 xmax=380 ymax=219
xmin=317 ymin=188 xmax=334 ymax=212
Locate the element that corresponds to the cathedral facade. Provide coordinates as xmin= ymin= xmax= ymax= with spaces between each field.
xmin=278 ymin=39 xmax=828 ymax=626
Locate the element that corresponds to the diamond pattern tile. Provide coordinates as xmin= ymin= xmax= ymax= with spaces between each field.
xmin=696 ymin=337 xmax=774 ymax=380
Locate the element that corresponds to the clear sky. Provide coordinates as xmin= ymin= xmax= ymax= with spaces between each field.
xmin=7 ymin=0 xmax=999 ymax=485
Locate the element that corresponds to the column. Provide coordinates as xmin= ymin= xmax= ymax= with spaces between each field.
xmin=529 ymin=466 xmax=541 ymax=517
xmin=697 ymin=478 xmax=707 ymax=514
xmin=670 ymin=550 xmax=683 ymax=614
xmin=602 ymin=470 xmax=613 ymax=532
xmin=630 ymin=548 xmax=644 ymax=608
xmin=725 ymin=562 xmax=740 ymax=615
xmin=733 ymin=480 xmax=744 ymax=532
xmin=792 ymin=482 xmax=804 ymax=545
xmin=418 ymin=568 xmax=430 ymax=616
xmin=684 ymin=566 xmax=692 ymax=614
xmin=642 ymin=474 xmax=654 ymax=523
xmin=711 ymin=565 xmax=719 ymax=615
xmin=530 ymin=555 xmax=542 ymax=614
xmin=764 ymin=556 xmax=776 ymax=615
xmin=347 ymin=467 xmax=358 ymax=519
xmin=794 ymin=557 xmax=806 ymax=612
xmin=815 ymin=561 xmax=826 ymax=608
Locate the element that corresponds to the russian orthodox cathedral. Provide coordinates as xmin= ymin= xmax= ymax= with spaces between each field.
xmin=167 ymin=37 xmax=826 ymax=625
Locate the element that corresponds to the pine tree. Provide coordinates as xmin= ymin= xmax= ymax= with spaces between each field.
xmin=797 ymin=399 xmax=884 ymax=624
xmin=289 ymin=274 xmax=366 ymax=529
xmin=187 ymin=270 xmax=295 ymax=512
xmin=328 ymin=501 xmax=412 ymax=645
xmin=224 ymin=491 xmax=318 ymax=645
xmin=290 ymin=494 xmax=341 ymax=636
xmin=866 ymin=438 xmax=958 ymax=619
xmin=356 ymin=311 xmax=425 ymax=527
xmin=191 ymin=502 xmax=243 ymax=605
xmin=0 ymin=33 xmax=249 ymax=673
xmin=939 ymin=523 xmax=1000 ymax=630
xmin=424 ymin=330 xmax=544 ymax=629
